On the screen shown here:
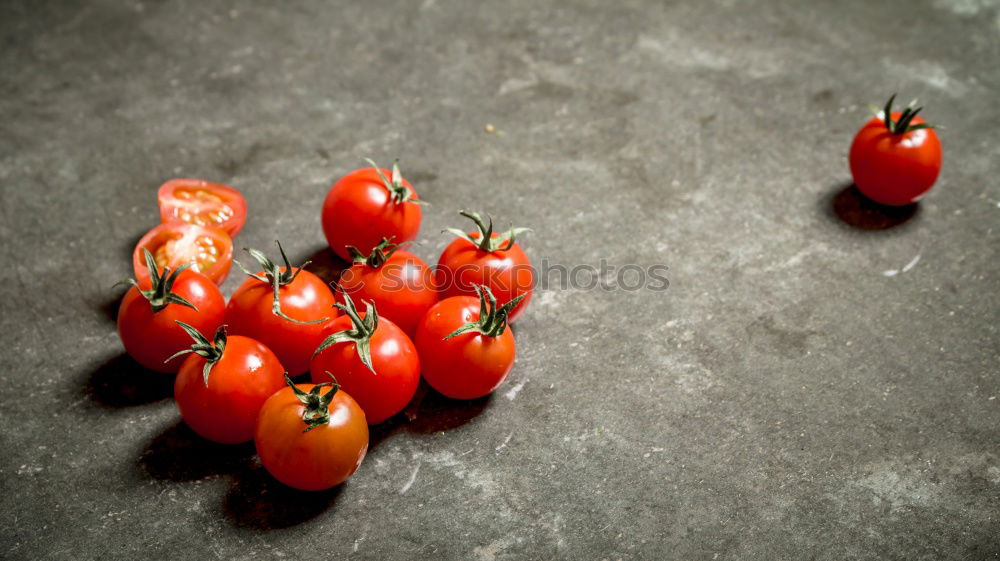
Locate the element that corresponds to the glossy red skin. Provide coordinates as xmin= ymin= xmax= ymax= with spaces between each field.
xmin=116 ymin=270 xmax=225 ymax=373
xmin=174 ymin=335 xmax=286 ymax=444
xmin=414 ymin=296 xmax=517 ymax=400
xmin=132 ymin=223 xmax=233 ymax=287
xmin=336 ymin=249 xmax=437 ymax=337
xmin=435 ymin=233 xmax=534 ymax=322
xmin=225 ymin=268 xmax=337 ymax=376
xmin=255 ymin=384 xmax=368 ymax=491
xmin=849 ymin=113 xmax=942 ymax=206
xmin=157 ymin=179 xmax=248 ymax=237
xmin=310 ymin=314 xmax=420 ymax=424
xmin=321 ymin=167 xmax=422 ymax=262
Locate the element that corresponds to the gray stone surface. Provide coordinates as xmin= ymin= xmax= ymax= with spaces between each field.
xmin=1 ymin=0 xmax=998 ymax=559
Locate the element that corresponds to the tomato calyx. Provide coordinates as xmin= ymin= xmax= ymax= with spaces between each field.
xmin=364 ymin=158 xmax=422 ymax=205
xmin=234 ymin=241 xmax=329 ymax=326
xmin=871 ymin=94 xmax=935 ymax=135
xmin=345 ymin=237 xmax=406 ymax=268
xmin=312 ymin=293 xmax=379 ymax=373
xmin=117 ymin=248 xmax=198 ymax=313
xmin=444 ymin=210 xmax=530 ymax=253
xmin=445 ymin=285 xmax=524 ymax=339
xmin=285 ymin=372 xmax=340 ymax=432
xmin=166 ymin=322 xmax=227 ymax=385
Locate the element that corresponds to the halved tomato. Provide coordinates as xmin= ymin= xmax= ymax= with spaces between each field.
xmin=157 ymin=179 xmax=248 ymax=236
xmin=132 ymin=223 xmax=233 ymax=286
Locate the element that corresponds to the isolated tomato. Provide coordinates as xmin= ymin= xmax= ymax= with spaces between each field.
xmin=336 ymin=238 xmax=437 ymax=337
xmin=415 ymin=285 xmax=523 ymax=399
xmin=133 ymin=223 xmax=233 ymax=286
xmin=310 ymin=295 xmax=419 ymax=424
xmin=255 ymin=375 xmax=368 ymax=491
xmin=225 ymin=242 xmax=337 ymax=376
xmin=117 ymin=249 xmax=225 ymax=373
xmin=849 ymin=95 xmax=942 ymax=206
xmin=436 ymin=211 xmax=534 ymax=322
xmin=158 ymin=179 xmax=248 ymax=236
xmin=171 ymin=324 xmax=286 ymax=444
xmin=321 ymin=159 xmax=422 ymax=262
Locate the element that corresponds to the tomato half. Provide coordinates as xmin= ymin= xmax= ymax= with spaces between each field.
xmin=173 ymin=326 xmax=286 ymax=444
xmin=255 ymin=378 xmax=368 ymax=491
xmin=849 ymin=97 xmax=942 ymax=206
xmin=117 ymin=254 xmax=225 ymax=373
xmin=321 ymin=161 xmax=422 ymax=262
xmin=133 ymin=223 xmax=233 ymax=286
xmin=157 ymin=179 xmax=248 ymax=236
xmin=414 ymin=288 xmax=520 ymax=400
xmin=310 ymin=297 xmax=420 ymax=424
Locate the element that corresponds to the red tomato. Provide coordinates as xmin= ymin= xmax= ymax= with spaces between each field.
xmin=436 ymin=211 xmax=534 ymax=322
xmin=336 ymin=238 xmax=437 ymax=337
xmin=225 ymin=243 xmax=337 ymax=376
xmin=133 ymin=223 xmax=233 ymax=286
xmin=310 ymin=295 xmax=419 ymax=424
xmin=172 ymin=324 xmax=286 ymax=444
xmin=117 ymin=250 xmax=225 ymax=373
xmin=321 ymin=159 xmax=422 ymax=262
xmin=255 ymin=376 xmax=368 ymax=491
xmin=157 ymin=179 xmax=248 ymax=236
xmin=849 ymin=95 xmax=942 ymax=206
xmin=414 ymin=286 xmax=522 ymax=400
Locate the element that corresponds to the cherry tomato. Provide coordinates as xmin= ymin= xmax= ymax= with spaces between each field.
xmin=172 ymin=324 xmax=286 ymax=444
xmin=225 ymin=243 xmax=337 ymax=376
xmin=336 ymin=238 xmax=437 ymax=337
xmin=321 ymin=159 xmax=422 ymax=262
xmin=310 ymin=295 xmax=419 ymax=424
xmin=157 ymin=179 xmax=248 ymax=237
xmin=255 ymin=376 xmax=368 ymax=491
xmin=849 ymin=95 xmax=942 ymax=206
xmin=133 ymin=223 xmax=233 ymax=287
xmin=414 ymin=286 xmax=522 ymax=400
xmin=436 ymin=211 xmax=534 ymax=322
xmin=117 ymin=250 xmax=225 ymax=373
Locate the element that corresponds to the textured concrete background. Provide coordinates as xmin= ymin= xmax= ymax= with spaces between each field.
xmin=1 ymin=0 xmax=998 ymax=559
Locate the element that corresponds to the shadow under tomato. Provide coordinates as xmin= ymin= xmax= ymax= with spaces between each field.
xmin=827 ymin=182 xmax=920 ymax=230
xmin=223 ymin=463 xmax=344 ymax=530
xmin=298 ymin=246 xmax=349 ymax=289
xmin=83 ymin=353 xmax=175 ymax=408
xmin=139 ymin=421 xmax=256 ymax=482
xmin=403 ymin=381 xmax=492 ymax=434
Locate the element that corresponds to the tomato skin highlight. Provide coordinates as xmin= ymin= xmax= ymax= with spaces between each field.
xmin=116 ymin=270 xmax=225 ymax=373
xmin=174 ymin=335 xmax=286 ymax=444
xmin=414 ymin=296 xmax=517 ymax=400
xmin=225 ymin=268 xmax=337 ymax=376
xmin=336 ymin=249 xmax=437 ymax=337
xmin=310 ymin=315 xmax=420 ymax=424
xmin=849 ymin=113 xmax=942 ymax=206
xmin=255 ymin=384 xmax=368 ymax=491
xmin=157 ymin=179 xmax=248 ymax=236
xmin=435 ymin=233 xmax=534 ymax=323
xmin=321 ymin=167 xmax=422 ymax=262
xmin=133 ymin=223 xmax=233 ymax=286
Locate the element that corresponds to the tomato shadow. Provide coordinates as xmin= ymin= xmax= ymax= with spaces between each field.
xmin=826 ymin=182 xmax=920 ymax=230
xmin=297 ymin=246 xmax=349 ymax=289
xmin=222 ymin=463 xmax=344 ymax=529
xmin=83 ymin=353 xmax=174 ymax=408
xmin=401 ymin=381 xmax=492 ymax=434
xmin=138 ymin=421 xmax=256 ymax=482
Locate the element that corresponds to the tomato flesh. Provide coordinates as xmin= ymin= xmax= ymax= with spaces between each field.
xmin=133 ymin=223 xmax=233 ymax=286
xmin=158 ymin=179 xmax=247 ymax=236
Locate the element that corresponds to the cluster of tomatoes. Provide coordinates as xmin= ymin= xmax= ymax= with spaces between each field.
xmin=116 ymin=161 xmax=534 ymax=491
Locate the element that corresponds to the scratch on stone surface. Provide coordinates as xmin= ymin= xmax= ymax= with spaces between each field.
xmin=400 ymin=462 xmax=420 ymax=494
xmin=504 ymin=379 xmax=527 ymax=400
xmin=495 ymin=432 xmax=513 ymax=452
xmin=883 ymin=254 xmax=921 ymax=277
